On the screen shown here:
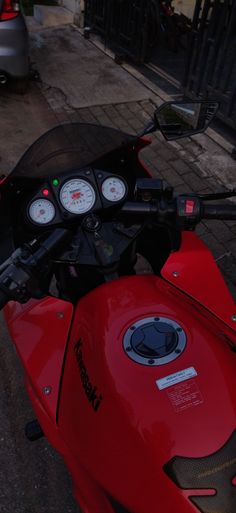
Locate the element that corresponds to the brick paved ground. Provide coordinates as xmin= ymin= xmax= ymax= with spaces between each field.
xmin=38 ymin=84 xmax=236 ymax=298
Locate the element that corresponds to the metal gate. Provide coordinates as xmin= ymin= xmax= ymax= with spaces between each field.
xmin=84 ymin=0 xmax=161 ymax=63
xmin=184 ymin=0 xmax=236 ymax=130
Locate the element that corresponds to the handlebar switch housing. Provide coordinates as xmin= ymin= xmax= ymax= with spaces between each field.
xmin=135 ymin=179 xmax=171 ymax=201
xmin=177 ymin=195 xmax=201 ymax=228
xmin=0 ymin=263 xmax=32 ymax=303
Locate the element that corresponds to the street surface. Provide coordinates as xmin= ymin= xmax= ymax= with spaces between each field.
xmin=0 ymin=24 xmax=236 ymax=513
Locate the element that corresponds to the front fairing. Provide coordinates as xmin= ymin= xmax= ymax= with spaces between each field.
xmin=162 ymin=231 xmax=236 ymax=330
xmin=6 ymin=123 xmax=136 ymax=181
xmin=0 ymin=123 xmax=137 ymax=262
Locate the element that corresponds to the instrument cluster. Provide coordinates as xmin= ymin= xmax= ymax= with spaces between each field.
xmin=27 ymin=169 xmax=128 ymax=226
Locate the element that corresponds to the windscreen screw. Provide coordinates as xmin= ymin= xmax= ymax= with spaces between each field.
xmin=148 ymin=359 xmax=155 ymax=365
xmin=43 ymin=386 xmax=52 ymax=396
xmin=172 ymin=271 xmax=179 ymax=278
xmin=57 ymin=312 xmax=64 ymax=319
xmin=231 ymin=315 xmax=236 ymax=322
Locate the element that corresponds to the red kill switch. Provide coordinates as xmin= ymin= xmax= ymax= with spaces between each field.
xmin=185 ymin=199 xmax=195 ymax=214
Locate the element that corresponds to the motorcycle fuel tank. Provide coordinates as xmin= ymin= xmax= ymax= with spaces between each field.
xmin=58 ymin=274 xmax=236 ymax=513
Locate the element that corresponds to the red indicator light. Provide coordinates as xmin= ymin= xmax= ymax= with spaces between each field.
xmin=42 ymin=189 xmax=49 ymax=197
xmin=185 ymin=199 xmax=195 ymax=214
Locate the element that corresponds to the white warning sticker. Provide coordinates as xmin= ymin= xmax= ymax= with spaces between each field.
xmin=156 ymin=367 xmax=198 ymax=390
xmin=167 ymin=381 xmax=204 ymax=413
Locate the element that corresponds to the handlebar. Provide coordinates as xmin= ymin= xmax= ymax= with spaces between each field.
xmin=121 ymin=197 xmax=236 ymax=222
xmin=120 ymin=201 xmax=161 ymax=214
xmin=0 ymin=193 xmax=235 ymax=310
xmin=22 ymin=228 xmax=70 ymax=267
xmin=0 ymin=228 xmax=70 ymax=308
xmin=202 ymin=204 xmax=236 ymax=220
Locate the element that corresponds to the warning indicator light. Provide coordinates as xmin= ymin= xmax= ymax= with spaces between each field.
xmin=42 ymin=189 xmax=49 ymax=197
xmin=52 ymin=179 xmax=59 ymax=187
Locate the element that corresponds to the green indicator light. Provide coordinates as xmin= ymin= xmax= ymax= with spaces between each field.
xmin=52 ymin=178 xmax=59 ymax=187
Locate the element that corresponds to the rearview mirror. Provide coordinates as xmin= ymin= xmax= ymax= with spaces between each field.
xmin=155 ymin=101 xmax=219 ymax=140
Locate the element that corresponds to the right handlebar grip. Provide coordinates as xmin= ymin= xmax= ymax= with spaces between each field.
xmin=202 ymin=204 xmax=236 ymax=220
xmin=0 ymin=288 xmax=9 ymax=310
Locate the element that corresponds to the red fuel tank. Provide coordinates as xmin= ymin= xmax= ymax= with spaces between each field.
xmin=58 ymin=274 xmax=236 ymax=513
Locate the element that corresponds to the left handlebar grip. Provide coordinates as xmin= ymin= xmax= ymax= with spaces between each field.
xmin=120 ymin=201 xmax=159 ymax=214
xmin=25 ymin=228 xmax=70 ymax=267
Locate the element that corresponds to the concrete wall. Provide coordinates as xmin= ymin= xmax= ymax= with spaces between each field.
xmin=60 ymin=0 xmax=84 ymax=25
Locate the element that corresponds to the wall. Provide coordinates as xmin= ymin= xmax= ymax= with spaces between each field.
xmin=60 ymin=0 xmax=84 ymax=25
xmin=172 ymin=0 xmax=196 ymax=19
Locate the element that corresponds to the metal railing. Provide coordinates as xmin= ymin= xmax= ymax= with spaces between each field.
xmin=184 ymin=0 xmax=236 ymax=130
xmin=84 ymin=0 xmax=160 ymax=63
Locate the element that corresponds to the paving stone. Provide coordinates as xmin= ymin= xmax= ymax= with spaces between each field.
xmin=226 ymin=239 xmax=236 ymax=258
xmin=155 ymin=147 xmax=179 ymax=162
xmin=160 ymin=167 xmax=184 ymax=187
xmin=139 ymin=100 xmax=156 ymax=115
xmin=171 ymin=159 xmax=193 ymax=175
xmin=203 ymin=220 xmax=233 ymax=243
xmin=151 ymin=158 xmax=170 ymax=172
xmin=93 ymin=113 xmax=115 ymax=127
xmin=141 ymin=160 xmax=165 ymax=178
xmin=200 ymin=233 xmax=228 ymax=260
xmin=196 ymin=223 xmax=209 ymax=237
xmin=173 ymin=183 xmax=194 ymax=194
xmin=127 ymin=103 xmax=143 ymax=114
xmin=73 ymin=109 xmax=98 ymax=124
xmin=126 ymin=118 xmax=144 ymax=132
xmin=182 ymin=171 xmax=207 ymax=192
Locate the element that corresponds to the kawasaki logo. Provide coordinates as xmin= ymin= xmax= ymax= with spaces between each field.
xmin=74 ymin=339 xmax=103 ymax=412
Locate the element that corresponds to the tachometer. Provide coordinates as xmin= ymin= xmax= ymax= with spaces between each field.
xmin=59 ymin=179 xmax=96 ymax=214
xmin=29 ymin=199 xmax=55 ymax=225
xmin=102 ymin=177 xmax=126 ymax=202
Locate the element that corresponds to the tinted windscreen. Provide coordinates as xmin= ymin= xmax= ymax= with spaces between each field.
xmin=7 ymin=123 xmax=135 ymax=180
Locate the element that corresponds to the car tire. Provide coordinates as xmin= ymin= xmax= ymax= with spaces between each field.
xmin=10 ymin=77 xmax=29 ymax=95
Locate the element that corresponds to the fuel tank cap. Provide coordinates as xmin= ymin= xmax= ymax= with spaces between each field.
xmin=123 ymin=317 xmax=186 ymax=366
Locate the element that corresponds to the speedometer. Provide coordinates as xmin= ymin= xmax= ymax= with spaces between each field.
xmin=59 ymin=179 xmax=96 ymax=214
xmin=29 ymin=199 xmax=55 ymax=225
xmin=102 ymin=177 xmax=126 ymax=202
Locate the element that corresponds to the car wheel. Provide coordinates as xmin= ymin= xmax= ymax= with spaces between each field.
xmin=10 ymin=77 xmax=29 ymax=94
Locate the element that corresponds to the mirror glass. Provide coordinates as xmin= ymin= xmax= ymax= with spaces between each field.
xmin=155 ymin=101 xmax=219 ymax=140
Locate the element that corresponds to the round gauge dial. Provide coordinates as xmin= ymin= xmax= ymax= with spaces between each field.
xmin=102 ymin=177 xmax=126 ymax=202
xmin=29 ymin=198 xmax=55 ymax=225
xmin=60 ymin=179 xmax=96 ymax=214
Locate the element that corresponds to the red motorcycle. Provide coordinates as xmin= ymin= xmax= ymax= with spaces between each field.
xmin=0 ymin=100 xmax=236 ymax=513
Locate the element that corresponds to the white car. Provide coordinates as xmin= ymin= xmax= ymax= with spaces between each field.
xmin=0 ymin=0 xmax=29 ymax=93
